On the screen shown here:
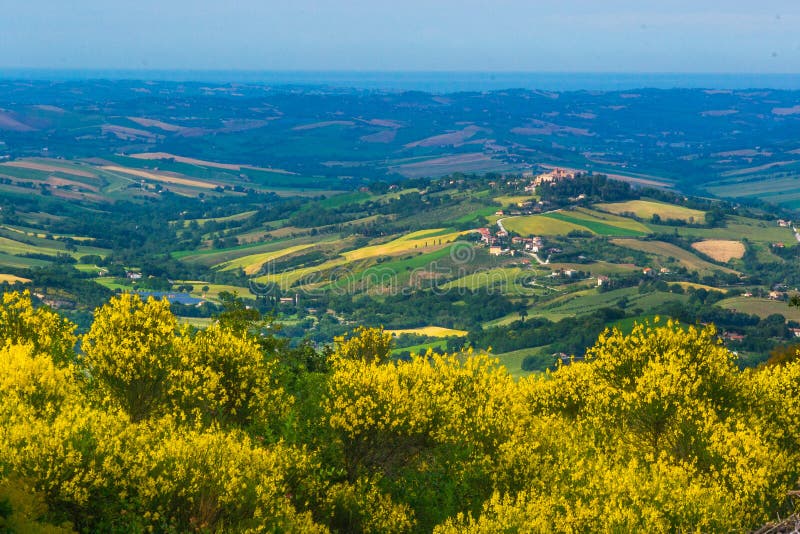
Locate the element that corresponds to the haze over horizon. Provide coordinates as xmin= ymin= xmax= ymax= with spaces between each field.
xmin=1 ymin=0 xmax=799 ymax=75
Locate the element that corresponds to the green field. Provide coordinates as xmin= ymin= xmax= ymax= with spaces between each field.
xmin=502 ymin=215 xmax=587 ymax=236
xmin=530 ymin=286 xmax=688 ymax=322
xmin=566 ymin=207 xmax=653 ymax=233
xmin=648 ymin=216 xmax=793 ymax=243
xmin=391 ymin=339 xmax=448 ymax=357
xmin=492 ymin=347 xmax=544 ymax=378
xmin=596 ymin=200 xmax=706 ymax=223
xmin=441 ymin=267 xmax=538 ymax=293
xmin=543 ymin=212 xmax=648 ymax=237
xmin=717 ymin=297 xmax=800 ymax=322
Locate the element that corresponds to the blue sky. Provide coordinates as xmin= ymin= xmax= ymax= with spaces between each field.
xmin=1 ymin=0 xmax=798 ymax=72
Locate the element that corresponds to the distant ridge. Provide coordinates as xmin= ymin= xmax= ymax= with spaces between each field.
xmin=2 ymin=69 xmax=800 ymax=92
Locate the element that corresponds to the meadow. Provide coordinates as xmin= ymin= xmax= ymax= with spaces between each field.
xmin=596 ymin=199 xmax=706 ymax=222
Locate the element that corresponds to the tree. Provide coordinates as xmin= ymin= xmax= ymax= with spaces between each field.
xmin=334 ymin=326 xmax=394 ymax=364
xmin=82 ymin=293 xmax=177 ymax=421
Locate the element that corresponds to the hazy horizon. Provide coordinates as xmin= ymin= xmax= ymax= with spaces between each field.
xmin=3 ymin=69 xmax=800 ymax=92
xmin=1 ymin=1 xmax=799 ymax=74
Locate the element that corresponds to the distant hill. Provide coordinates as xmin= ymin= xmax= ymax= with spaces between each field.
xmin=2 ymin=80 xmax=800 ymax=206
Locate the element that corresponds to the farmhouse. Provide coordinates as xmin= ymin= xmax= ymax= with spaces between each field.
xmin=777 ymin=219 xmax=792 ymax=227
xmin=476 ymin=227 xmax=492 ymax=244
xmin=597 ymin=275 xmax=610 ymax=287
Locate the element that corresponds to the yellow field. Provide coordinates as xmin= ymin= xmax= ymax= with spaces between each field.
xmin=254 ymin=229 xmax=466 ymax=288
xmin=691 ymin=240 xmax=745 ymax=262
xmin=219 ymin=244 xmax=317 ymax=275
xmin=611 ymin=239 xmax=738 ymax=274
xmin=0 ymin=274 xmax=30 ymax=284
xmin=342 ymin=229 xmax=464 ymax=261
xmin=596 ymin=200 xmax=706 ymax=222
xmin=387 ymin=326 xmax=468 ymax=337
xmin=502 ymin=215 xmax=587 ymax=236
xmin=101 ymin=165 xmax=218 ymax=189
xmin=674 ymin=282 xmax=729 ymax=293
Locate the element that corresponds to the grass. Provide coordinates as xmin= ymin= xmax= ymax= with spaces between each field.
xmin=566 ymin=207 xmax=652 ymax=233
xmin=178 ymin=317 xmax=216 ymax=329
xmin=0 ymin=236 xmax=53 ymax=256
xmin=386 ymin=326 xmax=468 ymax=337
xmin=611 ymin=239 xmax=738 ymax=275
xmin=544 ymin=212 xmax=648 ymax=237
xmin=391 ymin=339 xmax=448 ymax=356
xmin=0 ymin=252 xmax=49 ymax=269
xmin=596 ymin=200 xmax=706 ymax=223
xmin=717 ymin=297 xmax=800 ymax=322
xmin=649 ymin=216 xmax=792 ymax=243
xmin=450 ymin=206 xmax=499 ymax=225
xmin=440 ymin=267 xmax=538 ymax=294
xmin=529 ymin=287 xmax=688 ymax=322
xmin=494 ymin=195 xmax=537 ymax=207
xmin=491 ymin=347 xmax=543 ymax=378
xmin=502 ymin=215 xmax=587 ymax=236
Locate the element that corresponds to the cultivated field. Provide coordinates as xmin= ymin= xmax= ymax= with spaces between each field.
xmin=0 ymin=274 xmax=30 ymax=284
xmin=101 ymin=166 xmax=219 ymax=189
xmin=718 ymin=297 xmax=800 ymax=322
xmin=502 ymin=215 xmax=587 ymax=236
xmin=219 ymin=243 xmax=317 ymax=275
xmin=386 ymin=326 xmax=468 ymax=337
xmin=691 ymin=240 xmax=745 ymax=262
xmin=611 ymin=239 xmax=738 ymax=274
xmin=544 ymin=211 xmax=648 ymax=236
xmin=596 ymin=200 xmax=706 ymax=222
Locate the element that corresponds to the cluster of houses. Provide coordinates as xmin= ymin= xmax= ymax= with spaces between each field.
xmin=477 ymin=226 xmax=545 ymax=258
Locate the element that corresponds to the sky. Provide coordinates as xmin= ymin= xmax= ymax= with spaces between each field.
xmin=1 ymin=0 xmax=799 ymax=73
